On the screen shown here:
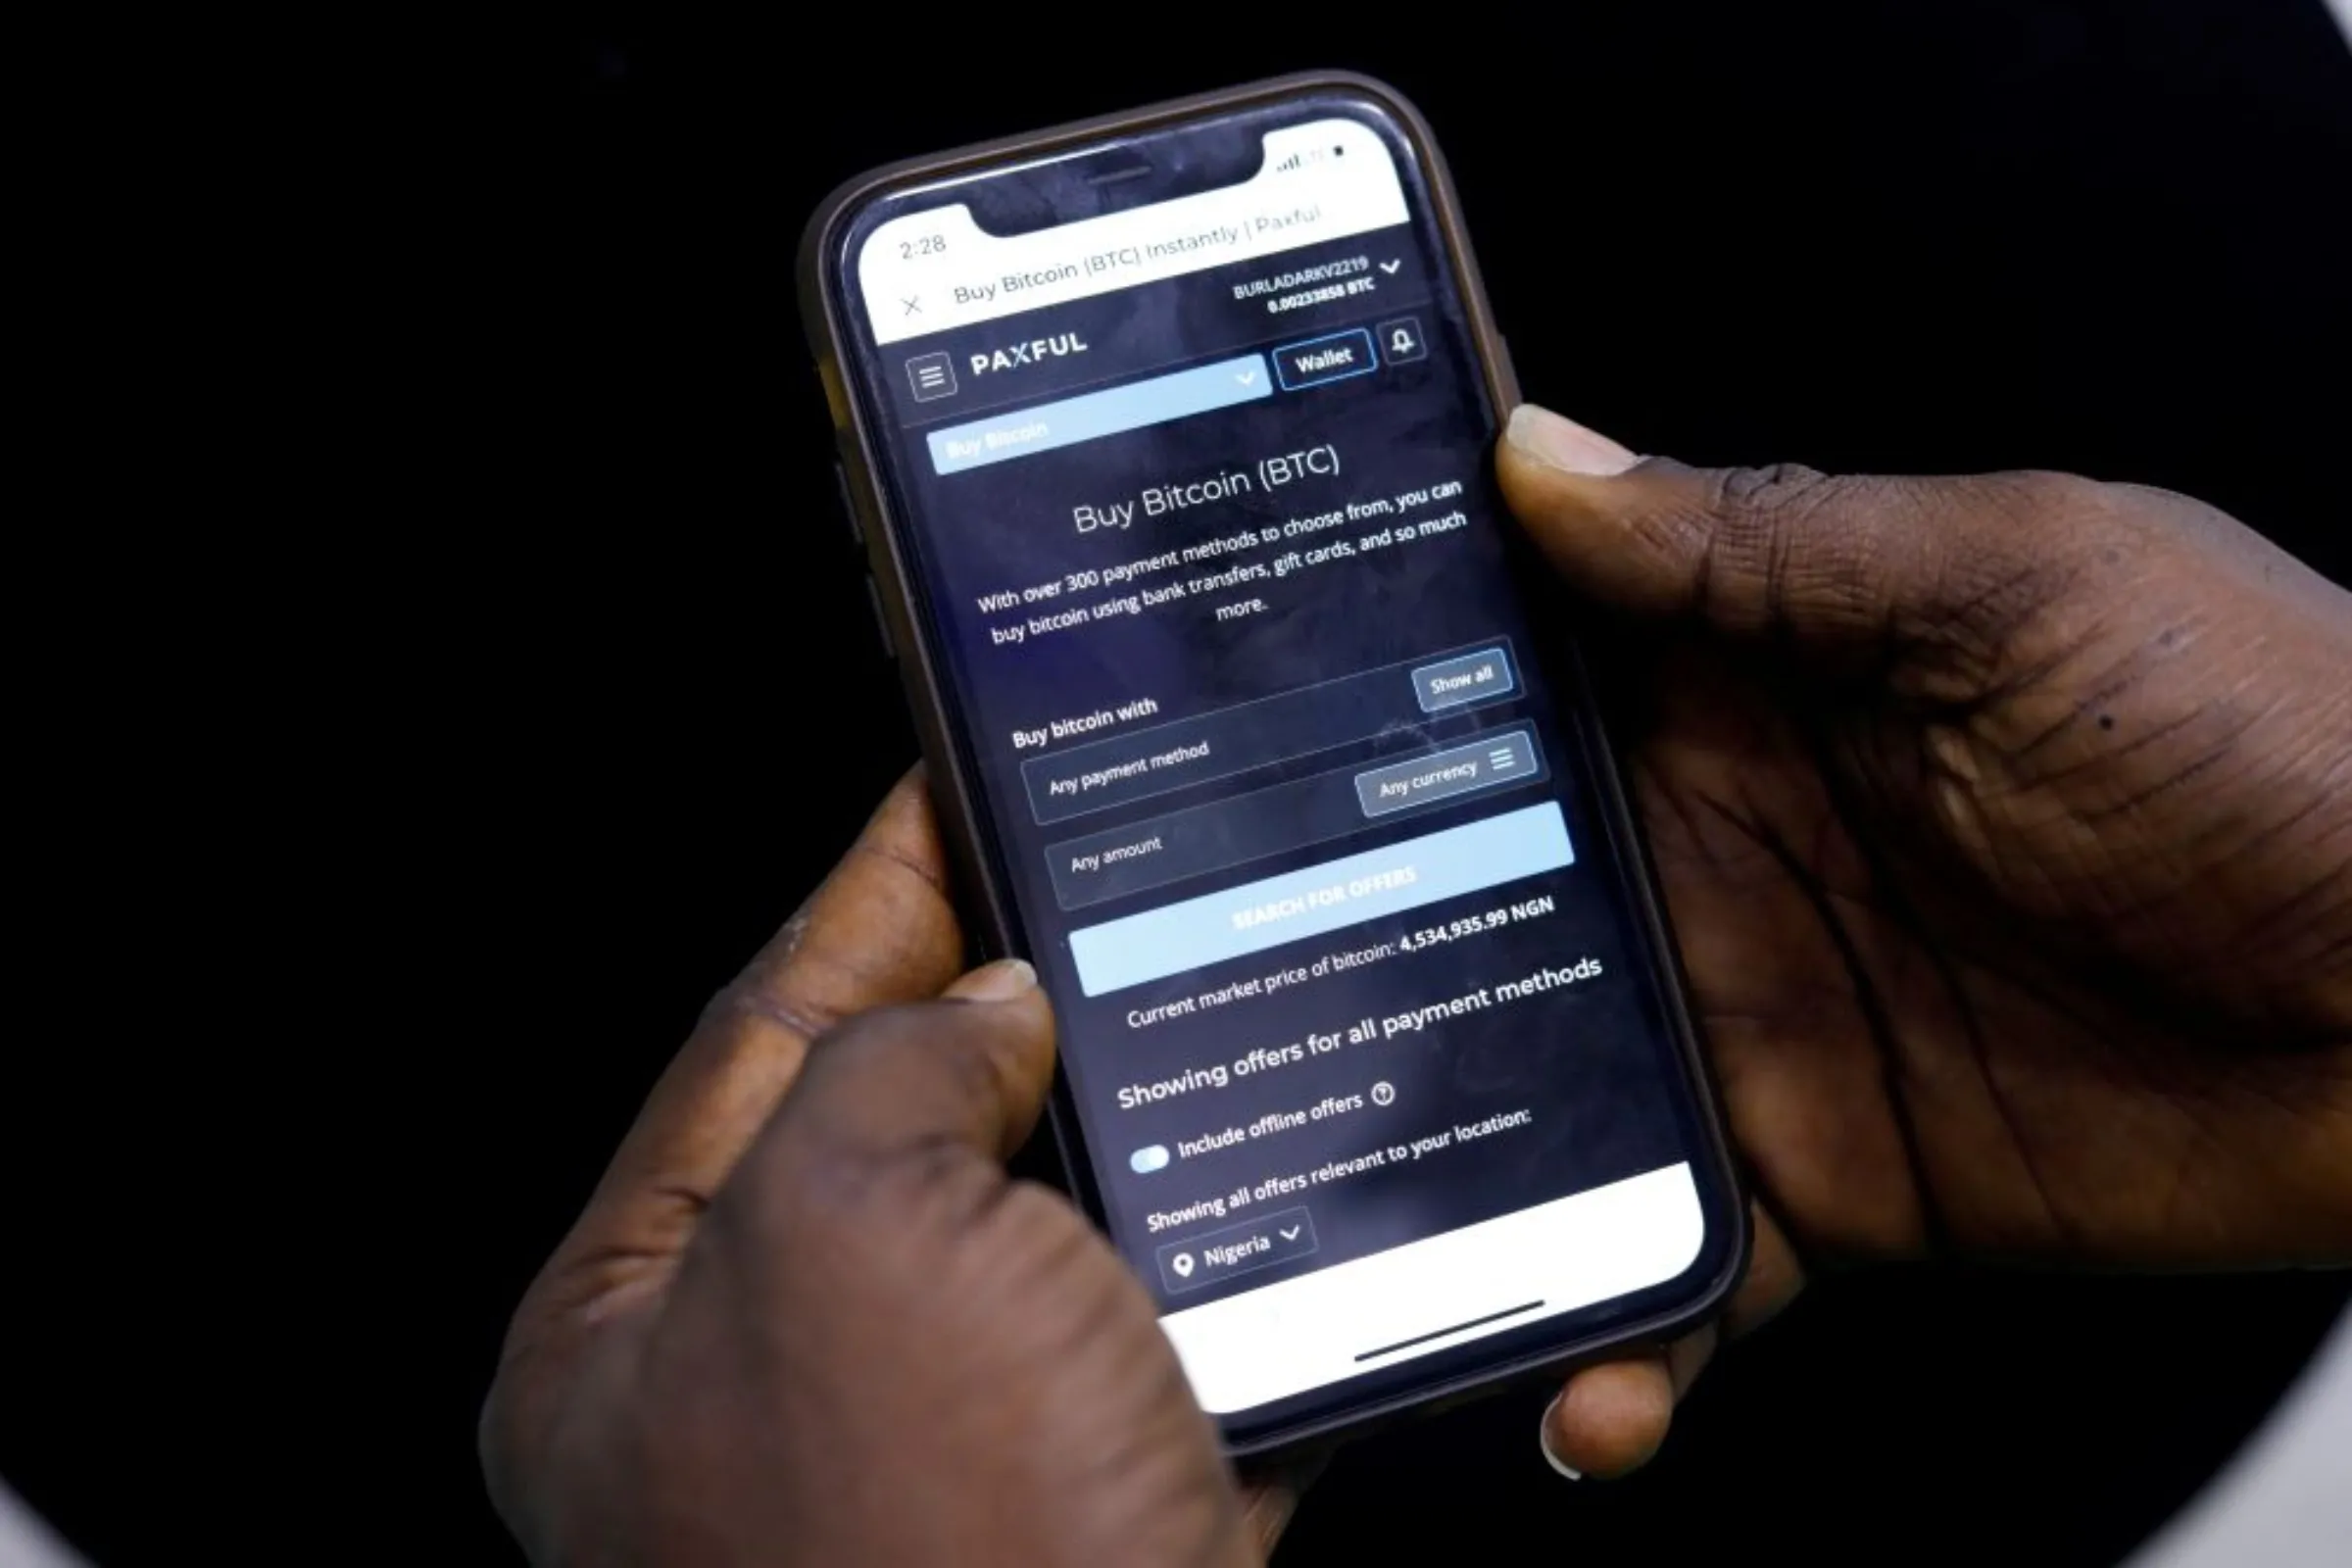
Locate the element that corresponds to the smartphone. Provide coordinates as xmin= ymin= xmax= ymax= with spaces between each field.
xmin=800 ymin=72 xmax=1744 ymax=1455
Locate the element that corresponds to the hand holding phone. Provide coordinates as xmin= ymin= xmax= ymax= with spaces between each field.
xmin=481 ymin=775 xmax=1303 ymax=1565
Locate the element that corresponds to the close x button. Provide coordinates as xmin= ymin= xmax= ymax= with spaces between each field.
xmin=1272 ymin=328 xmax=1378 ymax=391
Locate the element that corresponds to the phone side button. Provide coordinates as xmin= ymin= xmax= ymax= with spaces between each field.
xmin=831 ymin=460 xmax=865 ymax=546
xmin=862 ymin=574 xmax=897 ymax=662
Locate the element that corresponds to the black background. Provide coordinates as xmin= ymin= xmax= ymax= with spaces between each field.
xmin=9 ymin=3 xmax=2349 ymax=1564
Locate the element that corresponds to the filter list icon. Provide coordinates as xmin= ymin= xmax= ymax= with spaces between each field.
xmin=906 ymin=352 xmax=957 ymax=401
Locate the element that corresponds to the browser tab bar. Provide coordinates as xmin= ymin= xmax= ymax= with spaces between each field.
xmin=858 ymin=118 xmax=1410 ymax=346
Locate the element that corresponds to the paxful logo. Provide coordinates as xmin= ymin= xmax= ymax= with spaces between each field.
xmin=969 ymin=332 xmax=1089 ymax=376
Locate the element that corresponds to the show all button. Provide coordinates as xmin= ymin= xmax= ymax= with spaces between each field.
xmin=1411 ymin=645 xmax=1516 ymax=712
xmin=1272 ymin=328 xmax=1379 ymax=391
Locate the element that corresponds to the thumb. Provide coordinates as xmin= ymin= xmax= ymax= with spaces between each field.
xmin=1495 ymin=403 xmax=2026 ymax=658
xmin=775 ymin=958 xmax=1059 ymax=1170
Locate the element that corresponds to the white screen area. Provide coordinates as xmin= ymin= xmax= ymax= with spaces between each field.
xmin=858 ymin=118 xmax=1409 ymax=344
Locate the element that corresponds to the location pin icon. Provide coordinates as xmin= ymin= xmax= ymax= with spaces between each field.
xmin=1171 ymin=1252 xmax=1195 ymax=1278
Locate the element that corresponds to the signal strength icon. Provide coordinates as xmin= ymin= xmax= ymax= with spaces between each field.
xmin=1272 ymin=153 xmax=1304 ymax=173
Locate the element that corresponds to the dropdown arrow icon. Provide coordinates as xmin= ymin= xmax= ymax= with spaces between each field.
xmin=1237 ymin=369 xmax=1256 ymax=385
xmin=1279 ymin=1226 xmax=1301 ymax=1242
xmin=1378 ymin=259 xmax=1401 ymax=274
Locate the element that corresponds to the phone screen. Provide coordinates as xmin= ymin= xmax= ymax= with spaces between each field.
xmin=827 ymin=90 xmax=1736 ymax=1440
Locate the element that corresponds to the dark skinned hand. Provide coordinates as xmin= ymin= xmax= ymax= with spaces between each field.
xmin=484 ymin=409 xmax=2352 ymax=1559
xmin=1500 ymin=405 xmax=2352 ymax=1478
xmin=479 ymin=779 xmax=1304 ymax=1566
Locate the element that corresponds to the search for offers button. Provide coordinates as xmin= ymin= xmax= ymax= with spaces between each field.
xmin=1273 ymin=329 xmax=1379 ymax=390
xmin=1065 ymin=802 xmax=1575 ymax=996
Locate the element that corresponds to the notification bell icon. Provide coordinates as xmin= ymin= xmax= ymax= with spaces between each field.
xmin=1378 ymin=317 xmax=1427 ymax=364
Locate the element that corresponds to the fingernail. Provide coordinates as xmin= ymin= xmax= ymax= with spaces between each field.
xmin=1505 ymin=404 xmax=1640 ymax=477
xmin=947 ymin=958 xmax=1037 ymax=1002
xmin=1539 ymin=1396 xmax=1583 ymax=1480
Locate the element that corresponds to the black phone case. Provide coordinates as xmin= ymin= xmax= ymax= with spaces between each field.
xmin=796 ymin=69 xmax=1749 ymax=1459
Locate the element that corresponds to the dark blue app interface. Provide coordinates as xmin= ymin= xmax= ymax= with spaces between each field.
xmin=840 ymin=101 xmax=1721 ymax=1421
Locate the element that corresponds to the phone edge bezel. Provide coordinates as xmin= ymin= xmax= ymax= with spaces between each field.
xmin=794 ymin=68 xmax=1753 ymax=1460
